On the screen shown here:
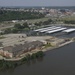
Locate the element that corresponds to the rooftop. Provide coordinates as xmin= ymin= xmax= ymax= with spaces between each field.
xmin=63 ymin=29 xmax=75 ymax=33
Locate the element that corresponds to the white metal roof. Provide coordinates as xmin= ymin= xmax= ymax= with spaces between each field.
xmin=34 ymin=26 xmax=56 ymax=31
xmin=46 ymin=28 xmax=66 ymax=34
xmin=39 ymin=27 xmax=62 ymax=32
xmin=63 ymin=28 xmax=75 ymax=33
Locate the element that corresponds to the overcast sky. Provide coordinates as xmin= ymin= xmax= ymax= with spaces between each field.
xmin=0 ymin=0 xmax=75 ymax=6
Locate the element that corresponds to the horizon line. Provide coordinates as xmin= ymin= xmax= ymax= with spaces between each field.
xmin=0 ymin=6 xmax=75 ymax=7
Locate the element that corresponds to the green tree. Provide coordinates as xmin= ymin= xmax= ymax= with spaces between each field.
xmin=12 ymin=28 xmax=19 ymax=33
xmin=4 ymin=28 xmax=12 ymax=34
xmin=23 ymin=22 xmax=29 ymax=28
xmin=14 ymin=24 xmax=22 ymax=29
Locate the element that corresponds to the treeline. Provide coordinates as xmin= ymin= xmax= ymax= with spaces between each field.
xmin=0 ymin=51 xmax=44 ymax=70
xmin=34 ymin=19 xmax=53 ymax=26
xmin=64 ymin=20 xmax=75 ymax=24
xmin=3 ymin=19 xmax=53 ymax=34
xmin=0 ymin=10 xmax=45 ymax=21
xmin=4 ymin=22 xmax=30 ymax=34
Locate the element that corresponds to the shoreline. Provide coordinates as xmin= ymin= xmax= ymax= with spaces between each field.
xmin=3 ymin=40 xmax=73 ymax=61
xmin=40 ymin=41 xmax=73 ymax=54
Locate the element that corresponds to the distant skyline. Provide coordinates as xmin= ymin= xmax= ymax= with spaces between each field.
xmin=0 ymin=0 xmax=75 ymax=6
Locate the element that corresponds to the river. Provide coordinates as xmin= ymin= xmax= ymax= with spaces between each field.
xmin=0 ymin=41 xmax=75 ymax=75
xmin=1 ymin=30 xmax=75 ymax=75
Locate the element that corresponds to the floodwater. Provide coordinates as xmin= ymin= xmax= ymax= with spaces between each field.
xmin=0 ymin=42 xmax=75 ymax=75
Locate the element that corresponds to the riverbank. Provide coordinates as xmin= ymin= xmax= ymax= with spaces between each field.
xmin=0 ymin=39 xmax=74 ymax=71
xmin=0 ymin=51 xmax=44 ymax=71
xmin=3 ymin=39 xmax=73 ymax=61
xmin=42 ymin=40 xmax=73 ymax=52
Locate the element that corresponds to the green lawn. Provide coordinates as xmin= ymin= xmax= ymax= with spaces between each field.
xmin=28 ymin=17 xmax=50 ymax=23
xmin=59 ymin=16 xmax=75 ymax=21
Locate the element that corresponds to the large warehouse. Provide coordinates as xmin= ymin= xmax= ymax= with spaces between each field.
xmin=34 ymin=26 xmax=75 ymax=35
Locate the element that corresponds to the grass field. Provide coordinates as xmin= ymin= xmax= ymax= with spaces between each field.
xmin=28 ymin=17 xmax=50 ymax=23
xmin=59 ymin=16 xmax=75 ymax=21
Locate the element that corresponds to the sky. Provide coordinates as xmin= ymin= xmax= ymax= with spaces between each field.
xmin=0 ymin=0 xmax=75 ymax=6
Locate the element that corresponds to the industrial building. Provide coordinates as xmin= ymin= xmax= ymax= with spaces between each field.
xmin=63 ymin=29 xmax=75 ymax=33
xmin=0 ymin=41 xmax=44 ymax=58
xmin=34 ymin=26 xmax=66 ymax=34
xmin=34 ymin=26 xmax=75 ymax=34
xmin=34 ymin=26 xmax=56 ymax=32
xmin=39 ymin=27 xmax=61 ymax=33
xmin=0 ymin=34 xmax=52 ymax=58
xmin=46 ymin=28 xmax=66 ymax=34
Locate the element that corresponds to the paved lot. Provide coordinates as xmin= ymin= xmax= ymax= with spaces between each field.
xmin=0 ymin=55 xmax=3 ymax=60
xmin=0 ymin=34 xmax=52 ymax=47
xmin=25 ymin=36 xmax=52 ymax=41
xmin=0 ymin=34 xmax=27 ymax=47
